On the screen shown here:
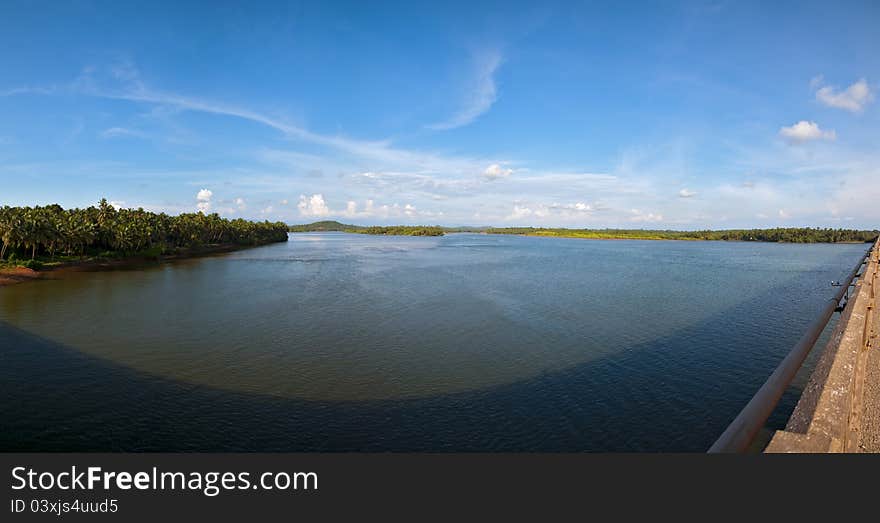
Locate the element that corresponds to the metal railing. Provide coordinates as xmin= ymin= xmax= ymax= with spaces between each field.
xmin=708 ymin=239 xmax=878 ymax=453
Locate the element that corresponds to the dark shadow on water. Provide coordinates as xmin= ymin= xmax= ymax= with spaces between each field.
xmin=0 ymin=278 xmax=831 ymax=452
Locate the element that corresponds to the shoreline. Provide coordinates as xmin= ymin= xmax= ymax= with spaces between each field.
xmin=0 ymin=242 xmax=277 ymax=288
xmin=0 ymin=266 xmax=43 ymax=287
xmin=297 ymin=229 xmax=874 ymax=244
xmin=495 ymin=232 xmax=872 ymax=243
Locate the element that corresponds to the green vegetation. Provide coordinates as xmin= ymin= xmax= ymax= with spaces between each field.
xmin=0 ymin=199 xmax=289 ymax=269
xmin=289 ymin=221 xmax=444 ymax=236
xmin=289 ymin=221 xmax=877 ymax=243
xmin=442 ymin=226 xmax=490 ymax=233
xmin=288 ymin=220 xmax=356 ymax=232
xmin=485 ymin=227 xmax=879 ymax=243
xmin=361 ymin=226 xmax=444 ymax=236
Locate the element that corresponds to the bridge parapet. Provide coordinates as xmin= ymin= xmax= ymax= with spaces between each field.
xmin=766 ymin=238 xmax=880 ymax=452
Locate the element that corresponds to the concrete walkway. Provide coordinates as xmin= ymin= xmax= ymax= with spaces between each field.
xmin=766 ymin=238 xmax=879 ymax=453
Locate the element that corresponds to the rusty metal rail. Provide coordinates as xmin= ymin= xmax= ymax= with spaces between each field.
xmin=708 ymin=238 xmax=879 ymax=453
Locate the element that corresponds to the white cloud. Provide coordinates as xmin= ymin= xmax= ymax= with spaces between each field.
xmin=629 ymin=209 xmax=664 ymax=223
xmin=506 ymin=201 xmax=596 ymax=221
xmin=357 ymin=200 xmax=440 ymax=219
xmin=295 ymin=194 xmax=439 ymax=221
xmin=778 ymin=209 xmax=790 ymax=219
xmin=16 ymin=61 xmax=880 ymax=229
xmin=294 ymin=195 xmax=440 ymax=221
xmin=346 ymin=170 xmax=483 ymax=200
xmin=509 ymin=205 xmax=537 ymax=220
xmin=427 ymin=49 xmax=502 ymax=130
xmin=779 ymin=121 xmax=836 ymax=144
xmin=814 ymin=78 xmax=873 ymax=113
xmin=483 ymin=163 xmax=513 ymax=180
xmin=196 ymin=188 xmax=213 ymax=213
xmin=234 ymin=197 xmax=246 ymax=210
xmin=109 ymin=200 xmax=126 ymax=210
xmin=297 ymin=194 xmax=331 ymax=217
xmin=549 ymin=202 xmax=594 ymax=214
xmin=678 ymin=188 xmax=697 ymax=198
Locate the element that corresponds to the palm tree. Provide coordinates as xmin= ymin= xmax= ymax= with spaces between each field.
xmin=0 ymin=199 xmax=293 ymax=264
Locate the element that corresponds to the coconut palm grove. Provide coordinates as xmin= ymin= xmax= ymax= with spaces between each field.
xmin=0 ymin=199 xmax=289 ymax=268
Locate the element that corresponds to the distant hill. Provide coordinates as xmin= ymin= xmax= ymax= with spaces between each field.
xmin=288 ymin=221 xmax=363 ymax=232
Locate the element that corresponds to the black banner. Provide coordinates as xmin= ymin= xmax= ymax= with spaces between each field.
xmin=2 ymin=453 xmax=878 ymax=520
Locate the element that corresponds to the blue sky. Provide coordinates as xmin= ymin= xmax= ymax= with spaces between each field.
xmin=1 ymin=1 xmax=878 ymax=228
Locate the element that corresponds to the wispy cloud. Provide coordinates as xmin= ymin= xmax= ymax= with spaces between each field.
xmin=9 ymin=62 xmax=518 ymax=188
xmin=67 ymin=62 xmax=423 ymax=163
xmin=0 ymin=86 xmax=58 ymax=97
xmin=426 ymin=49 xmax=503 ymax=130
xmin=100 ymin=127 xmax=147 ymax=139
xmin=813 ymin=77 xmax=874 ymax=113
xmin=6 ymin=60 xmax=878 ymax=228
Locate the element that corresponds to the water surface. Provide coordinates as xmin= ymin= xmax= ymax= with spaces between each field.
xmin=0 ymin=233 xmax=868 ymax=450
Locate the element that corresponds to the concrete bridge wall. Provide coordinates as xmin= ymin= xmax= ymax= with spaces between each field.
xmin=766 ymin=238 xmax=879 ymax=453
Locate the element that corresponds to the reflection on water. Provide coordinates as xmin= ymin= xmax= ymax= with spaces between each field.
xmin=0 ymin=233 xmax=868 ymax=451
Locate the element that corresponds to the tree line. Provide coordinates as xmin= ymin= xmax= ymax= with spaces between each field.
xmin=361 ymin=226 xmax=444 ymax=236
xmin=288 ymin=220 xmax=879 ymax=243
xmin=484 ymin=227 xmax=879 ymax=243
xmin=289 ymin=221 xmax=444 ymax=236
xmin=0 ymin=199 xmax=289 ymax=263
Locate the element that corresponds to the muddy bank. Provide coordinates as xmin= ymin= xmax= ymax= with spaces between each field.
xmin=0 ymin=267 xmax=43 ymax=287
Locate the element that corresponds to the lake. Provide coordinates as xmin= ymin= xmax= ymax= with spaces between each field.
xmin=0 ymin=233 xmax=868 ymax=451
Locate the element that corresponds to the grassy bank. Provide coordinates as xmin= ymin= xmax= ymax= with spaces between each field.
xmin=484 ymin=227 xmax=879 ymax=243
